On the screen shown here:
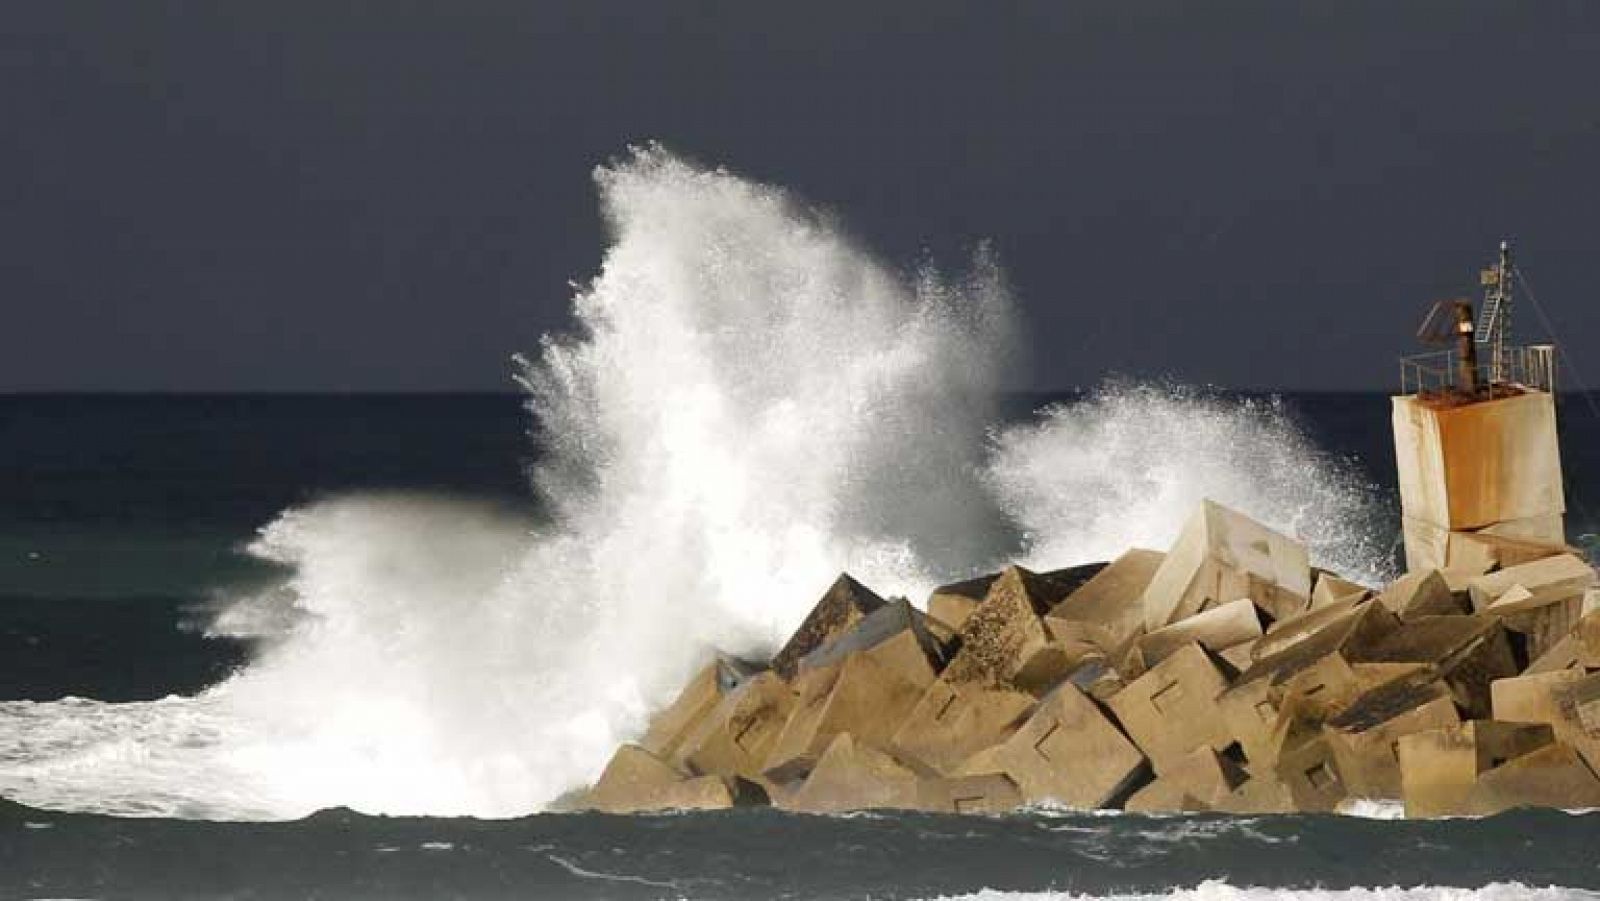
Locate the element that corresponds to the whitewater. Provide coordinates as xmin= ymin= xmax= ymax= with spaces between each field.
xmin=0 ymin=146 xmax=1392 ymax=821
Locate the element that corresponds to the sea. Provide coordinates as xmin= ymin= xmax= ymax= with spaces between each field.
xmin=4 ymin=150 xmax=1600 ymax=899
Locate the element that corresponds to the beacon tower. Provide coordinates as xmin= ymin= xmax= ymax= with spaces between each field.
xmin=1392 ymin=242 xmax=1564 ymax=571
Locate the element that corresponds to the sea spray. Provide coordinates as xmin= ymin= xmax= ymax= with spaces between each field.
xmin=989 ymin=382 xmax=1394 ymax=586
xmin=0 ymin=148 xmax=1394 ymax=820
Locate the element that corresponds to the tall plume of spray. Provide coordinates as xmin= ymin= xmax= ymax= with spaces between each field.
xmin=0 ymin=147 xmax=1391 ymax=820
xmin=115 ymin=145 xmax=1017 ymax=818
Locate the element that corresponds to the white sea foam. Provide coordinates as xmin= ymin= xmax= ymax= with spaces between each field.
xmin=989 ymin=383 xmax=1391 ymax=586
xmin=0 ymin=147 xmax=1393 ymax=819
xmin=920 ymin=882 xmax=1600 ymax=901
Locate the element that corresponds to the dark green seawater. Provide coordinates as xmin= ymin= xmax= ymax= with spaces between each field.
xmin=2 ymin=392 xmax=1599 ymax=900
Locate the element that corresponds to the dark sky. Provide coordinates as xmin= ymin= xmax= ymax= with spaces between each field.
xmin=4 ymin=1 xmax=1598 ymax=392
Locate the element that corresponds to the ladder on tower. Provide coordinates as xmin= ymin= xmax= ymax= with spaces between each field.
xmin=1476 ymin=241 xmax=1513 ymax=384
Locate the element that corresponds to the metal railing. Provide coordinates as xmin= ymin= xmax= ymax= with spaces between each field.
xmin=1399 ymin=343 xmax=1557 ymax=396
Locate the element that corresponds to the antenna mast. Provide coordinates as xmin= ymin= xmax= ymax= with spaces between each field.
xmin=1476 ymin=240 xmax=1513 ymax=385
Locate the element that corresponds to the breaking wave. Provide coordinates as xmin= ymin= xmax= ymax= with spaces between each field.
xmin=0 ymin=146 xmax=1391 ymax=819
xmin=989 ymin=383 xmax=1392 ymax=586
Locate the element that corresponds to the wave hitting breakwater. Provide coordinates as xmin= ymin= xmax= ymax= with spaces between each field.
xmin=0 ymin=147 xmax=1391 ymax=819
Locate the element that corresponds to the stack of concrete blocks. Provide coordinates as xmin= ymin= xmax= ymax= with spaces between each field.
xmin=577 ymin=497 xmax=1600 ymax=818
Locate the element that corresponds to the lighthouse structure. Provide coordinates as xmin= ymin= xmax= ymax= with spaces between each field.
xmin=1392 ymin=242 xmax=1565 ymax=572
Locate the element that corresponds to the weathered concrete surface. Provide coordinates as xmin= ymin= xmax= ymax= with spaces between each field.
xmin=1502 ymin=596 xmax=1587 ymax=665
xmin=1239 ymin=601 xmax=1400 ymax=691
xmin=989 ymin=682 xmax=1147 ymax=808
xmin=890 ymin=677 xmax=1035 ymax=776
xmin=1048 ymin=549 xmax=1165 ymax=652
xmin=927 ymin=573 xmax=996 ymax=635
xmin=1324 ymin=672 xmax=1461 ymax=798
xmin=1214 ymin=772 xmax=1297 ymax=813
xmin=1491 ymin=670 xmax=1600 ymax=770
xmin=784 ymin=733 xmax=920 ymax=813
xmin=1391 ymin=391 xmax=1566 ymax=533
xmin=680 ymin=671 xmax=795 ymax=782
xmin=1274 ymin=734 xmax=1348 ymax=812
xmin=914 ymin=772 xmax=1024 ymax=814
xmin=1136 ymin=598 xmax=1262 ymax=667
xmin=1468 ymin=554 xmax=1596 ymax=614
xmin=1124 ymin=747 xmax=1246 ymax=813
xmin=1378 ymin=571 xmax=1466 ymax=621
xmin=764 ymin=652 xmax=926 ymax=781
xmin=798 ymin=598 xmax=941 ymax=687
xmin=1469 ymin=741 xmax=1600 ymax=813
xmin=640 ymin=657 xmax=755 ymax=764
xmin=771 ymin=574 xmax=887 ymax=680
xmin=1450 ymin=530 xmax=1572 ymax=571
xmin=1397 ymin=721 xmax=1557 ymax=817
xmin=1108 ymin=643 xmax=1232 ymax=773
xmin=942 ymin=566 xmax=1054 ymax=688
xmin=1141 ymin=500 xmax=1310 ymax=630
xmin=1312 ymin=572 xmax=1369 ymax=610
xmin=586 ymin=744 xmax=736 ymax=813
xmin=1362 ymin=616 xmax=1517 ymax=719
xmin=1217 ymin=677 xmax=1282 ymax=769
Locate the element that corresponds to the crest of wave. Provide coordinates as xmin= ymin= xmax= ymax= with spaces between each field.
xmin=989 ymin=382 xmax=1394 ymax=586
xmin=149 ymin=145 xmax=1014 ymax=818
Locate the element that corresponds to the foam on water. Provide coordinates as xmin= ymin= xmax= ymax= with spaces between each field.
xmin=0 ymin=147 xmax=1392 ymax=819
xmin=921 ymin=883 xmax=1600 ymax=901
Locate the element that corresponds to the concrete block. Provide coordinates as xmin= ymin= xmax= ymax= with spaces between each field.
xmin=1213 ymin=773 xmax=1296 ymax=813
xmin=1136 ymin=598 xmax=1263 ymax=667
xmin=942 ymin=566 xmax=1054 ymax=688
xmin=681 ymin=671 xmax=796 ymax=781
xmin=1481 ymin=514 xmax=1568 ymax=545
xmin=1323 ymin=673 xmax=1461 ymax=798
xmin=1012 ymin=640 xmax=1097 ymax=697
xmin=764 ymin=652 xmax=927 ymax=781
xmin=640 ymin=656 xmax=755 ymax=764
xmin=1034 ymin=562 xmax=1114 ymax=610
xmin=1468 ymin=554 xmax=1596 ymax=614
xmin=1391 ymin=392 xmax=1565 ymax=532
xmin=1452 ymin=530 xmax=1573 ymax=571
xmin=1402 ymin=516 xmax=1450 ymax=573
xmin=1378 ymin=571 xmax=1466 ymax=621
xmin=1141 ymin=500 xmax=1310 ymax=631
xmin=914 ymin=772 xmax=1024 ymax=815
xmin=1107 ymin=643 xmax=1232 ymax=773
xmin=1525 ymin=632 xmax=1581 ymax=675
xmin=1501 ymin=596 xmax=1585 ymax=665
xmin=1397 ymin=721 xmax=1556 ymax=817
xmin=1492 ymin=670 xmax=1600 ymax=770
xmin=771 ymin=574 xmax=887 ymax=680
xmin=889 ymin=677 xmax=1035 ymax=776
xmin=798 ymin=597 xmax=940 ymax=687
xmin=784 ymin=733 xmax=920 ymax=813
xmin=1274 ymin=734 xmax=1348 ymax=812
xmin=1218 ymin=677 xmax=1283 ymax=769
xmin=586 ymin=744 xmax=735 ymax=813
xmin=1469 ymin=741 xmax=1600 ymax=813
xmin=1362 ymin=616 xmax=1517 ymax=719
xmin=1444 ymin=532 xmax=1500 ymax=575
xmin=1312 ymin=572 xmax=1369 ymax=610
xmin=1252 ymin=596 xmax=1364 ymax=661
xmin=1124 ymin=747 xmax=1246 ymax=813
xmin=1048 ymin=548 xmax=1165 ymax=652
xmin=927 ymin=572 xmax=996 ymax=634
xmin=991 ymin=682 xmax=1148 ymax=808
xmin=1577 ymin=610 xmax=1600 ymax=668
xmin=1218 ymin=640 xmax=1257 ymax=674
xmin=1239 ymin=601 xmax=1399 ymax=690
